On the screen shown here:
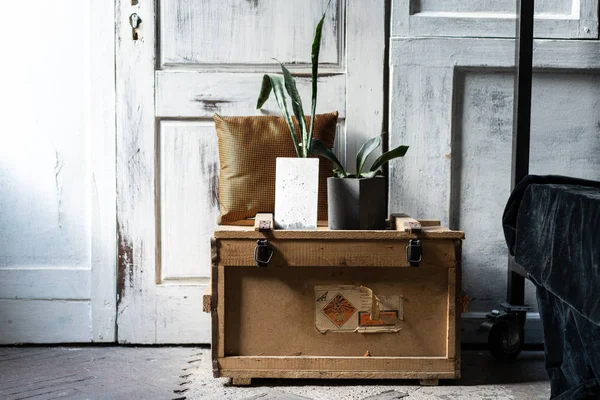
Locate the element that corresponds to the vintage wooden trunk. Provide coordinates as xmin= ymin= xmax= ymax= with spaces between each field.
xmin=204 ymin=217 xmax=464 ymax=385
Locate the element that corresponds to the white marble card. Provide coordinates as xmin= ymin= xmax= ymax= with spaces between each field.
xmin=274 ymin=158 xmax=319 ymax=230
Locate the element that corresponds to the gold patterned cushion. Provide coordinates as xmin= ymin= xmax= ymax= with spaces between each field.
xmin=214 ymin=112 xmax=338 ymax=224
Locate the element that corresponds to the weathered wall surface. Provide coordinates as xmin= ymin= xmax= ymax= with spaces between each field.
xmin=454 ymin=70 xmax=600 ymax=311
xmin=0 ymin=1 xmax=90 ymax=268
xmin=389 ymin=1 xmax=600 ymax=313
xmin=0 ymin=0 xmax=115 ymax=343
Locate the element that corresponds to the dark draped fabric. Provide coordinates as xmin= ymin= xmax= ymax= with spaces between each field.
xmin=502 ymin=175 xmax=600 ymax=399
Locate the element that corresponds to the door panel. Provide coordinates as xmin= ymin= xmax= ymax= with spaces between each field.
xmin=0 ymin=0 xmax=115 ymax=344
xmin=389 ymin=37 xmax=600 ymax=312
xmin=159 ymin=0 xmax=342 ymax=67
xmin=417 ymin=0 xmax=572 ymax=13
xmin=117 ymin=0 xmax=385 ymax=343
xmin=155 ymin=72 xmax=346 ymax=118
xmin=393 ymin=0 xmax=599 ymax=39
xmin=159 ymin=121 xmax=220 ymax=281
xmin=0 ymin=300 xmax=92 ymax=343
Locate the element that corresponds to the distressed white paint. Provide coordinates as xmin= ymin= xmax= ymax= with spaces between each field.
xmin=274 ymin=158 xmax=320 ymax=230
xmin=117 ymin=0 xmax=385 ymax=343
xmin=117 ymin=0 xmax=237 ymax=344
xmin=0 ymin=1 xmax=115 ymax=343
xmin=417 ymin=0 xmax=572 ymax=14
xmin=156 ymin=72 xmax=346 ymax=118
xmin=160 ymin=121 xmax=220 ymax=280
xmin=116 ymin=0 xmax=160 ymax=343
xmin=117 ymin=0 xmax=214 ymax=344
xmin=391 ymin=38 xmax=600 ymax=69
xmin=160 ymin=0 xmax=341 ymax=67
xmin=389 ymin=37 xmax=600 ymax=312
xmin=456 ymin=70 xmax=600 ymax=311
xmin=90 ymin=0 xmax=117 ymax=343
xmin=155 ymin=285 xmax=210 ymax=343
xmin=392 ymin=0 xmax=599 ymax=39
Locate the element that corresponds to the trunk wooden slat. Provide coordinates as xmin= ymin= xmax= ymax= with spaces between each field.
xmin=207 ymin=225 xmax=463 ymax=385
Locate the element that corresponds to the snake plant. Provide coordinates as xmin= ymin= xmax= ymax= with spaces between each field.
xmin=256 ymin=1 xmax=331 ymax=158
xmin=311 ymin=136 xmax=409 ymax=178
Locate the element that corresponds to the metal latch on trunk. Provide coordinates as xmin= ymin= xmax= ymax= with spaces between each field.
xmin=406 ymin=239 xmax=422 ymax=267
xmin=254 ymin=239 xmax=273 ymax=267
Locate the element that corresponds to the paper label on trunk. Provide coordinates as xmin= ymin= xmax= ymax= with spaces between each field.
xmin=314 ymin=285 xmax=403 ymax=333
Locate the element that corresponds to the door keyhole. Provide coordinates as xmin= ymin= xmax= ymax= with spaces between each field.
xmin=129 ymin=13 xmax=141 ymax=40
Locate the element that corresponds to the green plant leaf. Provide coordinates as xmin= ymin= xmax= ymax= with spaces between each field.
xmin=369 ymin=144 xmax=409 ymax=173
xmin=310 ymin=138 xmax=347 ymax=177
xmin=256 ymin=74 xmax=301 ymax=157
xmin=360 ymin=171 xmax=378 ymax=178
xmin=356 ymin=136 xmax=381 ymax=176
xmin=308 ymin=0 xmax=332 ymax=155
xmin=256 ymin=75 xmax=273 ymax=109
xmin=278 ymin=62 xmax=309 ymax=157
xmin=359 ymin=170 xmax=384 ymax=179
xmin=333 ymin=169 xmax=346 ymax=178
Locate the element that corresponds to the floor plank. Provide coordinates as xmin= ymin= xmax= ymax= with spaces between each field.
xmin=0 ymin=347 xmax=550 ymax=400
xmin=0 ymin=346 xmax=202 ymax=400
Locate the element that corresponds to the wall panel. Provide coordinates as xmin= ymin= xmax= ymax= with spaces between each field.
xmin=390 ymin=37 xmax=600 ymax=311
xmin=392 ymin=0 xmax=599 ymax=39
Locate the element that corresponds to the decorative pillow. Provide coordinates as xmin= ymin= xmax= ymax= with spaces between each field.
xmin=214 ymin=112 xmax=338 ymax=224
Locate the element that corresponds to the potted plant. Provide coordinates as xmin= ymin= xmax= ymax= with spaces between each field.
xmin=255 ymin=2 xmax=331 ymax=230
xmin=311 ymin=136 xmax=409 ymax=230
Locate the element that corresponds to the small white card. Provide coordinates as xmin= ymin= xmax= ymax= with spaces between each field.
xmin=274 ymin=157 xmax=319 ymax=230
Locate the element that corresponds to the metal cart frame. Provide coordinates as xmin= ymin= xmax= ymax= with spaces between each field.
xmin=483 ymin=0 xmax=535 ymax=360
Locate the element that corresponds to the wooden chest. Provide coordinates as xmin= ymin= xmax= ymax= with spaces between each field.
xmin=204 ymin=219 xmax=463 ymax=385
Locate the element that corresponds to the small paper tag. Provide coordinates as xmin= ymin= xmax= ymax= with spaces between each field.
xmin=315 ymin=285 xmax=403 ymax=333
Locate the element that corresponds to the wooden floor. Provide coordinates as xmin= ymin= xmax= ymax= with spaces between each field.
xmin=0 ymin=346 xmax=203 ymax=400
xmin=0 ymin=346 xmax=550 ymax=400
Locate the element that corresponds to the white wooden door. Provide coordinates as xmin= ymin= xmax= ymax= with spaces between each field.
xmin=389 ymin=0 xmax=600 ymax=315
xmin=0 ymin=0 xmax=115 ymax=343
xmin=116 ymin=0 xmax=386 ymax=343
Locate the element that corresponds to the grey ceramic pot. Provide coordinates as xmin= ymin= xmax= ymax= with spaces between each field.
xmin=327 ymin=176 xmax=387 ymax=230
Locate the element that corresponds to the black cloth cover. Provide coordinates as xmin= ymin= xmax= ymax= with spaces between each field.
xmin=502 ymin=175 xmax=600 ymax=325
xmin=502 ymin=175 xmax=600 ymax=399
xmin=535 ymin=282 xmax=600 ymax=399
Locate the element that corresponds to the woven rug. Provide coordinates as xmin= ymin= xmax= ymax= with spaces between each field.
xmin=183 ymin=348 xmax=548 ymax=400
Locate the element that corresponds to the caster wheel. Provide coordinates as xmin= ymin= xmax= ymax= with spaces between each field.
xmin=488 ymin=322 xmax=523 ymax=361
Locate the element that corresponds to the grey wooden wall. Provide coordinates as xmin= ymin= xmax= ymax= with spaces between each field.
xmin=389 ymin=0 xmax=600 ymax=312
